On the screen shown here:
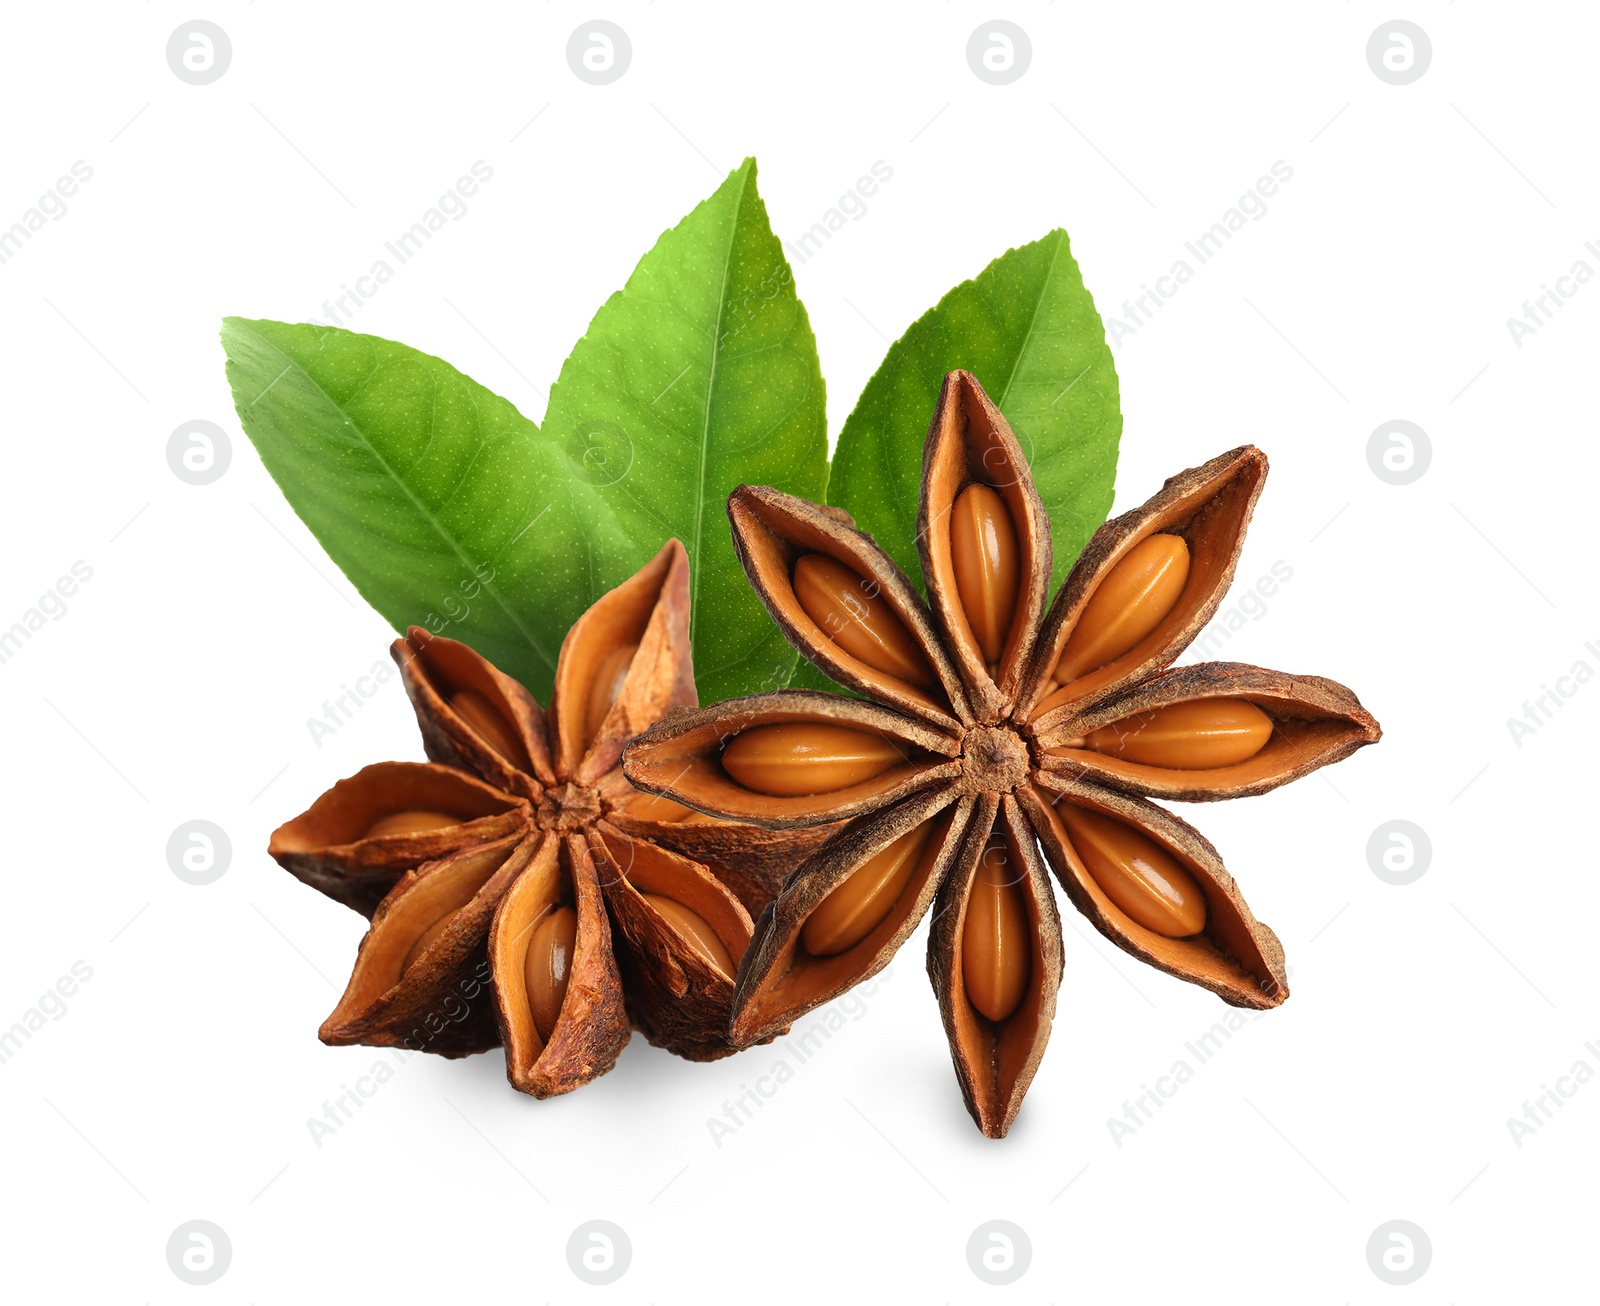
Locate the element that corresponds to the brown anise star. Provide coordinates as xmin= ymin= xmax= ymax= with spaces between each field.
xmin=623 ymin=371 xmax=1381 ymax=1137
xmin=267 ymin=541 xmax=834 ymax=1097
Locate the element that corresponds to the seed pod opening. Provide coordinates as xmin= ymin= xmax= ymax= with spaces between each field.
xmin=727 ymin=485 xmax=967 ymax=727
xmin=590 ymin=826 xmax=755 ymax=1060
xmin=1022 ymin=446 xmax=1268 ymax=720
xmin=729 ymin=790 xmax=971 ymax=1047
xmin=268 ymin=762 xmax=528 ymax=916
xmin=551 ymin=538 xmax=697 ymax=785
xmin=1022 ymin=780 xmax=1287 ymax=1009
xmin=919 ymin=371 xmax=1051 ymax=717
xmin=489 ymin=834 xmax=630 ymax=1096
xmin=396 ymin=628 xmax=553 ymax=796
xmin=1036 ymin=664 xmax=1381 ymax=802
xmin=928 ymin=795 xmax=1062 ymax=1139
xmin=623 ymin=692 xmax=961 ymax=829
xmin=321 ymin=832 xmax=534 ymax=1057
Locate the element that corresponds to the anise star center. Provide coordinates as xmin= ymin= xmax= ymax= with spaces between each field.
xmin=959 ymin=724 xmax=1029 ymax=794
xmin=536 ymin=782 xmax=603 ymax=832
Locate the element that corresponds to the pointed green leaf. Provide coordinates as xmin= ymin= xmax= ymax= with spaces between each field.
xmin=538 ymin=157 xmax=827 ymax=702
xmin=828 ymin=229 xmax=1121 ymax=596
xmin=221 ymin=317 xmax=607 ymax=700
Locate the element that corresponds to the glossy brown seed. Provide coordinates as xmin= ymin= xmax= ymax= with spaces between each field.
xmin=585 ymin=642 xmax=639 ymax=744
xmin=401 ymin=909 xmax=458 ymax=974
xmin=449 ymin=688 xmax=526 ymax=766
xmin=1055 ymin=534 xmax=1191 ymax=683
xmin=525 ymin=906 xmax=577 ymax=1040
xmin=1081 ymin=699 xmax=1274 ymax=769
xmin=950 ymin=484 xmax=1020 ymax=663
xmin=644 ymin=894 xmax=735 ymax=978
xmin=792 ymin=554 xmax=938 ymax=689
xmin=720 ymin=723 xmax=904 ymax=797
xmin=802 ymin=821 xmax=935 ymax=956
xmin=962 ymin=840 xmax=1031 ymax=1022
xmin=364 ymin=809 xmax=461 ymax=839
xmin=1056 ymin=806 xmax=1206 ymax=937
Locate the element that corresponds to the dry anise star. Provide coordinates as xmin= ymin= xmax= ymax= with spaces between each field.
xmin=624 ymin=372 xmax=1381 ymax=1136
xmin=267 ymin=541 xmax=833 ymax=1096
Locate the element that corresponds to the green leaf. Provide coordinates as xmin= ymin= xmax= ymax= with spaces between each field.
xmin=538 ymin=157 xmax=827 ymax=703
xmin=828 ymin=229 xmax=1121 ymax=597
xmin=222 ymin=317 xmax=600 ymax=700
xmin=223 ymin=158 xmax=827 ymax=706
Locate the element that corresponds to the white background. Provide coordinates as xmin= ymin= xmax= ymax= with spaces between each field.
xmin=1 ymin=3 xmax=1594 ymax=1301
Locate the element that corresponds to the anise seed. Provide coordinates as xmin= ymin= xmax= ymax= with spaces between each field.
xmin=950 ymin=484 xmax=1020 ymax=664
xmin=1055 ymin=534 xmax=1190 ymax=683
xmin=644 ymin=894 xmax=735 ymax=978
xmin=1056 ymin=806 xmax=1206 ymax=937
xmin=962 ymin=839 xmax=1030 ymax=1023
xmin=720 ymin=723 xmax=903 ymax=796
xmin=792 ymin=554 xmax=938 ymax=689
xmin=525 ymin=905 xmax=577 ymax=1040
xmin=365 ymin=809 xmax=461 ymax=838
xmin=802 ymin=821 xmax=934 ymax=956
xmin=1079 ymin=699 xmax=1273 ymax=769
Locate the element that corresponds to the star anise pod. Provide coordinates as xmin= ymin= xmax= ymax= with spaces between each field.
xmin=267 ymin=541 xmax=835 ymax=1095
xmin=624 ymin=372 xmax=1381 ymax=1136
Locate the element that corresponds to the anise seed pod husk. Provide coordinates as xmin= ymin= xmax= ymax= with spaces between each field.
xmin=624 ymin=691 xmax=963 ymax=829
xmin=1033 ymin=661 xmax=1381 ymax=801
xmin=926 ymin=793 xmax=1064 ymax=1138
xmin=728 ymin=485 xmax=972 ymax=728
xmin=268 ymin=761 xmax=528 ymax=916
xmin=272 ymin=538 xmax=830 ymax=1097
xmin=1016 ymin=444 xmax=1266 ymax=720
xmin=591 ymin=825 xmax=756 ymax=1060
xmin=1020 ymin=777 xmax=1287 ymax=1008
xmin=320 ymin=831 xmax=537 ymax=1056
xmin=729 ymin=787 xmax=975 ymax=1046
xmin=918 ymin=373 xmax=1053 ymax=720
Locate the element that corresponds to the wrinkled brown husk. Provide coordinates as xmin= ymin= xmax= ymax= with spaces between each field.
xmin=918 ymin=370 xmax=1052 ymax=723
xmin=1034 ymin=662 xmax=1382 ymax=801
xmin=1021 ymin=778 xmax=1288 ymax=1008
xmin=927 ymin=795 xmax=1063 ymax=1139
xmin=321 ymin=833 xmax=536 ymax=1056
xmin=268 ymin=761 xmax=529 ymax=916
xmin=728 ymin=787 xmax=974 ymax=1046
xmin=727 ymin=484 xmax=971 ymax=729
xmin=609 ymin=810 xmax=842 ymax=915
xmin=395 ymin=628 xmax=555 ymax=797
xmin=590 ymin=824 xmax=756 ymax=1059
xmin=489 ymin=833 xmax=631 ymax=1097
xmin=623 ymin=691 xmax=962 ymax=829
xmin=1018 ymin=445 xmax=1268 ymax=721
xmin=551 ymin=538 xmax=698 ymax=785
